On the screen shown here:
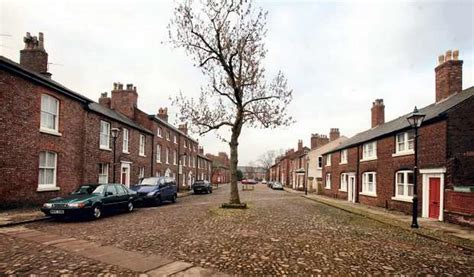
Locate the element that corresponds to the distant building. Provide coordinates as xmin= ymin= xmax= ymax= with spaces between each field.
xmin=206 ymin=152 xmax=230 ymax=184
xmin=238 ymin=166 xmax=267 ymax=181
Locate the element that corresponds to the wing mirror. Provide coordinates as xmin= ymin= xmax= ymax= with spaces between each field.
xmin=105 ymin=191 xmax=113 ymax=196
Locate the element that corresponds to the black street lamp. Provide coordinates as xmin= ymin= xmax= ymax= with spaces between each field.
xmin=177 ymin=153 xmax=187 ymax=192
xmin=407 ymin=106 xmax=426 ymax=228
xmin=304 ymin=151 xmax=309 ymax=195
xmin=111 ymin=128 xmax=120 ymax=183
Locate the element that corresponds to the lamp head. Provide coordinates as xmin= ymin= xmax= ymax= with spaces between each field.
xmin=407 ymin=106 xmax=426 ymax=128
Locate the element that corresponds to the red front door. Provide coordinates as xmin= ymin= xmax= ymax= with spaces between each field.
xmin=428 ymin=177 xmax=441 ymax=219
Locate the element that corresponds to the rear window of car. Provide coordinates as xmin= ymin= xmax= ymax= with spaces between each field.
xmin=116 ymin=185 xmax=129 ymax=194
xmin=141 ymin=177 xmax=159 ymax=185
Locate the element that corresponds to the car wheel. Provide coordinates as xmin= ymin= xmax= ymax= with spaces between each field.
xmin=154 ymin=196 xmax=162 ymax=206
xmin=171 ymin=194 xmax=177 ymax=203
xmin=209 ymin=188 xmax=213 ymax=193
xmin=127 ymin=201 xmax=134 ymax=212
xmin=92 ymin=206 xmax=102 ymax=219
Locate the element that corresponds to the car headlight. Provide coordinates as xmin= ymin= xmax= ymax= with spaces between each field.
xmin=147 ymin=191 xmax=156 ymax=196
xmin=67 ymin=202 xmax=85 ymax=208
xmin=43 ymin=203 xmax=52 ymax=208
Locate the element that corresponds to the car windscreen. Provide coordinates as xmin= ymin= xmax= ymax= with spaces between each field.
xmin=91 ymin=184 xmax=106 ymax=194
xmin=73 ymin=185 xmax=98 ymax=194
xmin=140 ymin=177 xmax=160 ymax=186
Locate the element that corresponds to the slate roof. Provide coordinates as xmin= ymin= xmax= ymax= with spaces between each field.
xmin=88 ymin=103 xmax=153 ymax=135
xmin=148 ymin=115 xmax=198 ymax=143
xmin=326 ymin=86 xmax=474 ymax=154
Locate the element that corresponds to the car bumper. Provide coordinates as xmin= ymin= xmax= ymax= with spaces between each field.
xmin=193 ymin=186 xmax=209 ymax=192
xmin=41 ymin=206 xmax=93 ymax=217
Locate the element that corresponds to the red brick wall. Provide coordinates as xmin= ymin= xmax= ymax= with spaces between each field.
xmin=0 ymin=71 xmax=86 ymax=207
xmin=444 ymin=191 xmax=474 ymax=227
xmin=435 ymin=59 xmax=463 ymax=102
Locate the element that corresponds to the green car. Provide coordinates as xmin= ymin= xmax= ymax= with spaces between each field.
xmin=41 ymin=183 xmax=137 ymax=220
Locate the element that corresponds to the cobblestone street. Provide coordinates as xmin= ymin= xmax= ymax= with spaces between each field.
xmin=0 ymin=184 xmax=461 ymax=275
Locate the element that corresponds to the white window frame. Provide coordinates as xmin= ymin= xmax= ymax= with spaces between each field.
xmin=362 ymin=141 xmax=377 ymax=161
xmin=100 ymin=121 xmax=111 ymax=150
xmin=156 ymin=144 xmax=161 ymax=163
xmin=139 ymin=134 xmax=146 ymax=156
xmin=326 ymin=154 xmax=331 ymax=166
xmin=38 ymin=151 xmax=58 ymax=190
xmin=340 ymin=173 xmax=348 ymax=192
xmin=317 ymin=156 xmax=323 ymax=169
xmin=122 ymin=128 xmax=129 ymax=153
xmin=167 ymin=131 xmax=171 ymax=141
xmin=361 ymin=172 xmax=377 ymax=196
xmin=325 ymin=173 xmax=331 ymax=189
xmin=340 ymin=149 xmax=348 ymax=164
xmin=393 ymin=131 xmax=415 ymax=156
xmin=174 ymin=135 xmax=177 ymax=144
xmin=166 ymin=148 xmax=169 ymax=164
xmin=173 ymin=150 xmax=177 ymax=165
xmin=98 ymin=163 xmax=109 ymax=184
xmin=157 ymin=127 xmax=162 ymax=137
xmin=139 ymin=167 xmax=145 ymax=179
xmin=392 ymin=170 xmax=414 ymax=202
xmin=40 ymin=94 xmax=61 ymax=135
xmin=184 ymin=140 xmax=187 ymax=148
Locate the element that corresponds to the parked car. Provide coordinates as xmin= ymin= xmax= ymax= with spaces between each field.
xmin=262 ymin=180 xmax=267 ymax=184
xmin=130 ymin=177 xmax=177 ymax=205
xmin=192 ymin=180 xmax=213 ymax=194
xmin=267 ymin=181 xmax=274 ymax=188
xmin=271 ymin=182 xmax=284 ymax=190
xmin=242 ymin=179 xmax=258 ymax=184
xmin=41 ymin=183 xmax=136 ymax=220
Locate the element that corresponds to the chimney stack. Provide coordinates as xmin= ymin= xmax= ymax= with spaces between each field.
xmin=179 ymin=123 xmax=188 ymax=135
xmin=199 ymin=147 xmax=204 ymax=155
xmin=311 ymin=133 xmax=329 ymax=150
xmin=20 ymin=32 xmax=51 ymax=78
xmin=435 ymin=49 xmax=463 ymax=102
xmin=110 ymin=82 xmax=138 ymax=119
xmin=329 ymin=128 xmax=340 ymax=141
xmin=371 ymin=99 xmax=385 ymax=128
xmin=99 ymin=92 xmax=111 ymax=108
xmin=157 ymin=107 xmax=169 ymax=122
xmin=297 ymin=140 xmax=303 ymax=151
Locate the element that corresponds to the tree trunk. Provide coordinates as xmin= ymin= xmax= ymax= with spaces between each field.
xmin=228 ymin=112 xmax=243 ymax=204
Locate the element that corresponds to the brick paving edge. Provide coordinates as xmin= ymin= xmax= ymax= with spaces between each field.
xmin=0 ymin=216 xmax=51 ymax=228
xmin=299 ymin=194 xmax=474 ymax=252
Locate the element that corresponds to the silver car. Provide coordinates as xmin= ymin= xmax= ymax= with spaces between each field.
xmin=271 ymin=182 xmax=284 ymax=190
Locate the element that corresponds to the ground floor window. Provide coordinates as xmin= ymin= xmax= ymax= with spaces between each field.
xmin=395 ymin=170 xmax=414 ymax=199
xmin=340 ymin=173 xmax=349 ymax=191
xmin=39 ymin=151 xmax=57 ymax=189
xmin=98 ymin=163 xmax=109 ymax=184
xmin=139 ymin=167 xmax=145 ymax=179
xmin=362 ymin=172 xmax=376 ymax=195
xmin=325 ymin=173 xmax=331 ymax=189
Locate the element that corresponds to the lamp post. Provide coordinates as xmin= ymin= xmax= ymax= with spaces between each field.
xmin=111 ymin=128 xmax=120 ymax=183
xmin=407 ymin=106 xmax=426 ymax=228
xmin=305 ymin=155 xmax=309 ymax=195
xmin=177 ymin=153 xmax=187 ymax=192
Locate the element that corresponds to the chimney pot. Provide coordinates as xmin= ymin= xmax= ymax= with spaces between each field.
xmin=445 ymin=50 xmax=452 ymax=61
xmin=453 ymin=50 xmax=459 ymax=61
xmin=118 ymin=83 xmax=123 ymax=90
xmin=438 ymin=55 xmax=445 ymax=65
xmin=329 ymin=128 xmax=340 ymax=141
xmin=101 ymin=92 xmax=108 ymax=98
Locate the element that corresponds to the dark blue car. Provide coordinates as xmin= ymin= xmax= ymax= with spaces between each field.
xmin=130 ymin=177 xmax=177 ymax=205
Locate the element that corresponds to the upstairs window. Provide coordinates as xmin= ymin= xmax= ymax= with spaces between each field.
xmin=100 ymin=121 xmax=111 ymax=149
xmin=317 ymin=156 xmax=323 ymax=168
xmin=157 ymin=127 xmax=162 ymax=137
xmin=362 ymin=172 xmax=376 ymax=195
xmin=362 ymin=141 xmax=377 ymax=160
xmin=139 ymin=135 xmax=146 ymax=156
xmin=396 ymin=131 xmax=415 ymax=154
xmin=173 ymin=150 xmax=177 ymax=165
xmin=40 ymin=94 xmax=59 ymax=132
xmin=174 ymin=135 xmax=177 ymax=144
xmin=326 ymin=154 xmax=331 ymax=166
xmin=166 ymin=148 xmax=169 ymax=164
xmin=395 ymin=170 xmax=414 ymax=200
xmin=98 ymin=163 xmax=109 ymax=184
xmin=184 ymin=140 xmax=188 ymax=148
xmin=340 ymin=149 xmax=348 ymax=164
xmin=167 ymin=131 xmax=171 ymax=141
xmin=122 ymin=128 xmax=129 ymax=153
xmin=39 ymin=151 xmax=57 ymax=189
xmin=325 ymin=173 xmax=331 ymax=189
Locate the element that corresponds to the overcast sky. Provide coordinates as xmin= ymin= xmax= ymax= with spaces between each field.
xmin=1 ymin=0 xmax=473 ymax=165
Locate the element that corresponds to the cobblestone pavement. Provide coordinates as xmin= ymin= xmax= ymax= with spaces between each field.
xmin=22 ymin=185 xmax=474 ymax=275
xmin=0 ymin=233 xmax=137 ymax=275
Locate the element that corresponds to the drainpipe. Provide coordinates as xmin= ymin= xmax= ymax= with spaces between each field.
xmin=355 ymin=145 xmax=360 ymax=203
xmin=150 ymin=135 xmax=154 ymax=176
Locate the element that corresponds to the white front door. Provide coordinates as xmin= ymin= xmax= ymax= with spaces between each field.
xmin=347 ymin=173 xmax=356 ymax=203
xmin=121 ymin=163 xmax=131 ymax=187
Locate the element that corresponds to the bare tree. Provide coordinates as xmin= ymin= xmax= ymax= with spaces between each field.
xmin=168 ymin=0 xmax=293 ymax=205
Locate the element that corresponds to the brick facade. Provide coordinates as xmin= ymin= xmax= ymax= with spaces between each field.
xmin=0 ymin=32 xmax=211 ymax=207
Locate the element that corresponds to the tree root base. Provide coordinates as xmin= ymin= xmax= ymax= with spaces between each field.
xmin=221 ymin=202 xmax=248 ymax=209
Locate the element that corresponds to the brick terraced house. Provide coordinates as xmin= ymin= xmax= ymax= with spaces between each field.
xmin=0 ymin=32 xmax=211 ymax=207
xmin=206 ymin=152 xmax=231 ymax=185
xmin=322 ymin=50 xmax=474 ymax=226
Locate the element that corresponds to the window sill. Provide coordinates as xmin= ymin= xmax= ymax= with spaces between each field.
xmin=100 ymin=147 xmax=112 ymax=151
xmin=325 ymin=187 xmax=331 ymax=190
xmin=39 ymin=128 xmax=62 ymax=137
xmin=37 ymin=186 xmax=60 ymax=192
xmin=139 ymin=154 xmax=146 ymax=157
xmin=156 ymin=161 xmax=161 ymax=164
xmin=339 ymin=189 xmax=347 ymax=192
xmin=360 ymin=157 xmax=377 ymax=162
xmin=391 ymin=196 xmax=413 ymax=203
xmin=360 ymin=192 xmax=377 ymax=197
xmin=392 ymin=151 xmax=414 ymax=157
xmin=339 ymin=162 xmax=347 ymax=165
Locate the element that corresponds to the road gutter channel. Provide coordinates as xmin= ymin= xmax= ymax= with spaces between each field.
xmin=296 ymin=193 xmax=474 ymax=252
xmin=0 ymin=227 xmax=227 ymax=276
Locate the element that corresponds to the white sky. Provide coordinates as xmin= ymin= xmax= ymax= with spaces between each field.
xmin=1 ymin=0 xmax=473 ymax=165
